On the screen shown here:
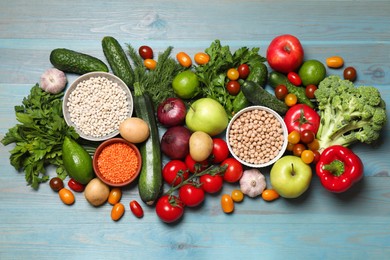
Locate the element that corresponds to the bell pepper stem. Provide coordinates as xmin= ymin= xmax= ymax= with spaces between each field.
xmin=322 ymin=160 xmax=345 ymax=177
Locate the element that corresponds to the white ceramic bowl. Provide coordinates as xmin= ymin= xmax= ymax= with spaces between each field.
xmin=63 ymin=72 xmax=133 ymax=141
xmin=226 ymin=106 xmax=288 ymax=168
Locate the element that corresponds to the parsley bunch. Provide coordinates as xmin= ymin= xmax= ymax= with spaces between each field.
xmin=1 ymin=84 xmax=79 ymax=189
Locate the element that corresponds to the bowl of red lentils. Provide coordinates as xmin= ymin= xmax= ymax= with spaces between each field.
xmin=93 ymin=138 xmax=142 ymax=187
xmin=226 ymin=106 xmax=288 ymax=168
xmin=63 ymin=72 xmax=133 ymax=142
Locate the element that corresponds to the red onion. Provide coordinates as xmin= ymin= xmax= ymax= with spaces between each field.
xmin=157 ymin=97 xmax=187 ymax=127
xmin=161 ymin=126 xmax=192 ymax=159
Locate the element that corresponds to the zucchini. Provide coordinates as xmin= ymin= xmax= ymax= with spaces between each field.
xmin=50 ymin=48 xmax=109 ymax=74
xmin=133 ymin=84 xmax=162 ymax=205
xmin=241 ymin=80 xmax=288 ymax=115
xmin=102 ymin=36 xmax=134 ymax=89
xmin=268 ymin=71 xmax=314 ymax=108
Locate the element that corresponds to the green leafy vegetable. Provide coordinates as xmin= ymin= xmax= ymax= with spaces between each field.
xmin=1 ymin=84 xmax=79 ymax=189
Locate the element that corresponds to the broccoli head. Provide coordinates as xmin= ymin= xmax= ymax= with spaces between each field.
xmin=314 ymin=75 xmax=387 ymax=152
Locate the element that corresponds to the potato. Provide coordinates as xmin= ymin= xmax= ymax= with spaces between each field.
xmin=189 ymin=131 xmax=213 ymax=162
xmin=84 ymin=178 xmax=110 ymax=206
xmin=119 ymin=117 xmax=150 ymax=143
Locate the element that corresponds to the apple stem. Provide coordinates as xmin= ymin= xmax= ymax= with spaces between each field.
xmin=291 ymin=163 xmax=295 ymax=176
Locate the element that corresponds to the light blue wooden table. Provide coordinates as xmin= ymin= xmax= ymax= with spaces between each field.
xmin=1 ymin=1 xmax=389 ymax=259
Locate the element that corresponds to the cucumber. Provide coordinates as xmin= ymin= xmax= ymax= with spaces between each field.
xmin=268 ymin=71 xmax=314 ymax=108
xmin=133 ymin=85 xmax=162 ymax=205
xmin=241 ymin=80 xmax=288 ymax=115
xmin=102 ymin=36 xmax=134 ymax=89
xmin=50 ymin=48 xmax=109 ymax=74
xmin=247 ymin=62 xmax=268 ymax=87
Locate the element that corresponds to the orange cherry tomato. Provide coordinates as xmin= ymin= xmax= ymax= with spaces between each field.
xmin=288 ymin=130 xmax=300 ymax=144
xmin=59 ymin=188 xmax=75 ymax=205
xmin=262 ymin=189 xmax=280 ymax=201
xmin=293 ymin=143 xmax=306 ymax=157
xmin=220 ymin=194 xmax=234 ymax=214
xmin=301 ymin=149 xmax=315 ymax=164
xmin=108 ymin=188 xmax=122 ymax=205
xmin=111 ymin=203 xmax=125 ymax=221
xmin=307 ymin=138 xmax=320 ymax=151
xmin=227 ymin=68 xmax=240 ymax=81
xmin=286 ymin=142 xmax=295 ymax=152
xmin=176 ymin=52 xmax=192 ymax=67
xmin=326 ymin=56 xmax=344 ymax=68
xmin=144 ymin=59 xmax=157 ymax=70
xmin=231 ymin=189 xmax=244 ymax=202
xmin=194 ymin=52 xmax=210 ymax=65
xmin=285 ymin=93 xmax=298 ymax=107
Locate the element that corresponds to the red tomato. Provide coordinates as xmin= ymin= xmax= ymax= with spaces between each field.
xmin=238 ymin=64 xmax=250 ymax=79
xmin=129 ymin=200 xmax=144 ymax=218
xmin=179 ymin=184 xmax=205 ymax=207
xmin=155 ymin=195 xmax=184 ymax=223
xmin=185 ymin=154 xmax=209 ymax=173
xmin=221 ymin=158 xmax=243 ymax=183
xmin=226 ymin=80 xmax=241 ymax=96
xmin=211 ymin=138 xmax=230 ymax=163
xmin=300 ymin=129 xmax=315 ymax=144
xmin=284 ymin=104 xmax=320 ymax=134
xmin=287 ymin=72 xmax=302 ymax=86
xmin=275 ymin=84 xmax=288 ymax=100
xmin=199 ymin=174 xmax=223 ymax=193
xmin=67 ymin=178 xmax=85 ymax=192
xmin=162 ymin=160 xmax=189 ymax=186
xmin=138 ymin=45 xmax=153 ymax=59
xmin=305 ymin=84 xmax=317 ymax=99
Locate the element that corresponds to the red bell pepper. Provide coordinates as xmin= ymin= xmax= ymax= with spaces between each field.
xmin=316 ymin=145 xmax=364 ymax=193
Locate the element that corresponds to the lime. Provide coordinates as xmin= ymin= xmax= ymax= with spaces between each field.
xmin=62 ymin=136 xmax=94 ymax=184
xmin=298 ymin=60 xmax=326 ymax=86
xmin=172 ymin=70 xmax=200 ymax=99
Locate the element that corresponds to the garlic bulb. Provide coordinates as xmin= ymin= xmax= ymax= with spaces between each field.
xmin=239 ymin=169 xmax=266 ymax=198
xmin=40 ymin=68 xmax=67 ymax=94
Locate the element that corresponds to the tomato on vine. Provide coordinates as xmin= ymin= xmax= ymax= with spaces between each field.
xmin=179 ymin=184 xmax=205 ymax=207
xmin=155 ymin=195 xmax=185 ymax=223
xmin=221 ymin=157 xmax=243 ymax=183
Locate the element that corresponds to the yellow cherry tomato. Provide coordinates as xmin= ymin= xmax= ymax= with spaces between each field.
xmin=262 ymin=189 xmax=280 ymax=202
xmin=227 ymin=68 xmax=240 ymax=81
xmin=220 ymin=194 xmax=234 ymax=214
xmin=231 ymin=189 xmax=244 ymax=202
xmin=194 ymin=52 xmax=210 ymax=65
xmin=301 ymin=149 xmax=315 ymax=164
xmin=285 ymin=93 xmax=298 ymax=107
xmin=176 ymin=52 xmax=192 ymax=67
xmin=59 ymin=188 xmax=75 ymax=205
xmin=111 ymin=203 xmax=125 ymax=221
xmin=144 ymin=59 xmax=157 ymax=70
xmin=288 ymin=130 xmax=301 ymax=144
xmin=108 ymin=188 xmax=122 ymax=205
xmin=326 ymin=56 xmax=344 ymax=68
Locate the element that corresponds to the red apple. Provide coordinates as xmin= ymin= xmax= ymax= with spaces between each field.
xmin=266 ymin=34 xmax=304 ymax=74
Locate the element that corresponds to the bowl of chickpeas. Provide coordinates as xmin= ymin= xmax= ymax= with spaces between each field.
xmin=63 ymin=72 xmax=133 ymax=141
xmin=226 ymin=106 xmax=288 ymax=168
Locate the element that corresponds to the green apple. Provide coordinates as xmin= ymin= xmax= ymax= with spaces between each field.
xmin=185 ymin=98 xmax=228 ymax=136
xmin=270 ymin=155 xmax=312 ymax=198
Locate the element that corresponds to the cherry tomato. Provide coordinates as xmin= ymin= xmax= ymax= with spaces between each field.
xmin=179 ymin=184 xmax=205 ymax=207
xmin=194 ymin=52 xmax=210 ymax=65
xmin=307 ymin=138 xmax=320 ymax=151
xmin=162 ymin=160 xmax=190 ymax=186
xmin=231 ymin=189 xmax=244 ymax=202
xmin=108 ymin=188 xmax=122 ymax=205
xmin=68 ymin=178 xmax=85 ymax=192
xmin=238 ymin=64 xmax=250 ymax=79
xmin=261 ymin=189 xmax=280 ymax=202
xmin=227 ymin=68 xmax=240 ymax=81
xmin=220 ymin=194 xmax=234 ymax=214
xmin=129 ymin=200 xmax=144 ymax=218
xmin=312 ymin=150 xmax=321 ymax=164
xmin=288 ymin=130 xmax=300 ymax=144
xmin=344 ymin=66 xmax=357 ymax=82
xmin=221 ymin=157 xmax=243 ymax=183
xmin=305 ymin=84 xmax=317 ymax=99
xmin=226 ymin=80 xmax=241 ymax=95
xmin=58 ymin=188 xmax=75 ymax=205
xmin=286 ymin=142 xmax=295 ymax=152
xmin=326 ymin=56 xmax=344 ymax=68
xmin=275 ymin=84 xmax=288 ymax=100
xmin=287 ymin=72 xmax=302 ymax=86
xmin=293 ymin=143 xmax=306 ymax=157
xmin=199 ymin=174 xmax=223 ymax=193
xmin=155 ymin=195 xmax=184 ymax=223
xmin=185 ymin=154 xmax=209 ymax=173
xmin=176 ymin=52 xmax=192 ymax=67
xmin=144 ymin=59 xmax=157 ymax=70
xmin=300 ymin=129 xmax=315 ymax=144
xmin=111 ymin=203 xmax=125 ymax=221
xmin=49 ymin=177 xmax=64 ymax=192
xmin=285 ymin=93 xmax=298 ymax=107
xmin=138 ymin=45 xmax=154 ymax=60
xmin=284 ymin=104 xmax=321 ymax=134
xmin=211 ymin=138 xmax=229 ymax=163
xmin=301 ymin=150 xmax=315 ymax=164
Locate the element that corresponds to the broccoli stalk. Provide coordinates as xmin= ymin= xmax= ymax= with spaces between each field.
xmin=315 ymin=75 xmax=387 ymax=152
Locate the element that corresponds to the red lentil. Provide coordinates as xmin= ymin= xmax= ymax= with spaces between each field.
xmin=97 ymin=143 xmax=139 ymax=184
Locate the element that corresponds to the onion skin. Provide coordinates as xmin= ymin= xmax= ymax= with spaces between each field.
xmin=161 ymin=126 xmax=192 ymax=159
xmin=157 ymin=97 xmax=187 ymax=127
